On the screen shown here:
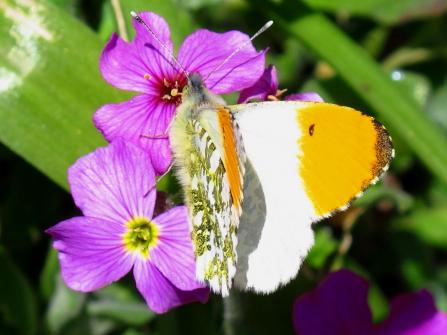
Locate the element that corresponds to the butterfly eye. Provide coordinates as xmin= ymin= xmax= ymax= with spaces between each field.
xmin=309 ymin=124 xmax=315 ymax=136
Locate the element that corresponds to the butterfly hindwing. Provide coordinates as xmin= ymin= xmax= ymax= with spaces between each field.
xmin=231 ymin=101 xmax=393 ymax=293
xmin=170 ymin=106 xmax=245 ymax=296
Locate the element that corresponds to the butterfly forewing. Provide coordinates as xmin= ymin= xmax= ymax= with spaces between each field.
xmin=231 ymin=101 xmax=393 ymax=293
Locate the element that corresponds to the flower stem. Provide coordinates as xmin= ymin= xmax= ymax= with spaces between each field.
xmin=222 ymin=291 xmax=243 ymax=335
xmin=111 ymin=0 xmax=128 ymax=41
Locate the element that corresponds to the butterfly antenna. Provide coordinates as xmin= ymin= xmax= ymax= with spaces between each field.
xmin=203 ymin=20 xmax=273 ymax=83
xmin=130 ymin=11 xmax=190 ymax=81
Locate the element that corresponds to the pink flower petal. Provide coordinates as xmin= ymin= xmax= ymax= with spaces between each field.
xmin=46 ymin=217 xmax=133 ymax=292
xmin=131 ymin=12 xmax=178 ymax=81
xmin=68 ymin=141 xmax=156 ymax=223
xmin=178 ymin=29 xmax=266 ymax=94
xmin=100 ymin=33 xmax=158 ymax=94
xmin=238 ymin=65 xmax=278 ymax=103
xmin=100 ymin=12 xmax=176 ymax=93
xmin=133 ymin=259 xmax=209 ymax=313
xmin=374 ymin=290 xmax=447 ymax=335
xmin=150 ymin=206 xmax=206 ymax=291
xmin=93 ymin=95 xmax=174 ymax=175
xmin=285 ymin=92 xmax=324 ymax=102
xmin=293 ymin=269 xmax=373 ymax=335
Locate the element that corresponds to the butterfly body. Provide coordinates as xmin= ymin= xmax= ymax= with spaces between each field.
xmin=170 ymin=74 xmax=393 ymax=296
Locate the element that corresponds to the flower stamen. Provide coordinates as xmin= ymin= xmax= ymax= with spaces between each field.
xmin=267 ymin=88 xmax=288 ymax=101
xmin=123 ymin=217 xmax=159 ymax=258
xmin=159 ymin=77 xmax=185 ymax=104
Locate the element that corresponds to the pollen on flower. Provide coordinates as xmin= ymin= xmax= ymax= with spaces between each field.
xmin=123 ymin=217 xmax=159 ymax=258
xmin=144 ymin=73 xmax=151 ymax=80
xmin=159 ymin=77 xmax=185 ymax=104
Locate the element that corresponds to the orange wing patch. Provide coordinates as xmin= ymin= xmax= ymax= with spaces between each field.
xmin=217 ymin=107 xmax=243 ymax=212
xmin=297 ymin=103 xmax=393 ymax=217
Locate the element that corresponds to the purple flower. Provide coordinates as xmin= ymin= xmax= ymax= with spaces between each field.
xmin=293 ymin=269 xmax=447 ymax=335
xmin=46 ymin=141 xmax=209 ymax=313
xmin=237 ymin=64 xmax=323 ymax=103
xmin=95 ymin=12 xmax=266 ymax=175
xmin=374 ymin=290 xmax=447 ymax=335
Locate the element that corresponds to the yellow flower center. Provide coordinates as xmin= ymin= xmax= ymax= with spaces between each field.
xmin=123 ymin=217 xmax=159 ymax=258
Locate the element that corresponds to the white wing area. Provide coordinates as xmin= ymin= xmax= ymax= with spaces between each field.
xmin=231 ymin=101 xmax=316 ymax=293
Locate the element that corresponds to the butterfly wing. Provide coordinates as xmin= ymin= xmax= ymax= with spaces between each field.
xmin=231 ymin=101 xmax=393 ymax=293
xmin=170 ymin=106 xmax=245 ymax=296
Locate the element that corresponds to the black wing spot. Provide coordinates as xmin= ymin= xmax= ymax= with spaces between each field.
xmin=309 ymin=124 xmax=315 ymax=136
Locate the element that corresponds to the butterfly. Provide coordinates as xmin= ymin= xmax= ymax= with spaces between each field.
xmin=169 ymin=73 xmax=394 ymax=296
xmin=130 ymin=12 xmax=393 ymax=296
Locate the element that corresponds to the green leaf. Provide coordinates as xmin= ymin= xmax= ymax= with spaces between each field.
xmin=0 ymin=0 xmax=130 ymax=190
xmin=98 ymin=1 xmax=117 ymax=42
xmin=306 ymin=227 xmax=338 ymax=269
xmin=58 ymin=315 xmax=118 ymax=335
xmin=88 ymin=283 xmax=155 ymax=325
xmin=395 ymin=208 xmax=447 ymax=250
xmin=176 ymin=0 xmax=223 ymax=10
xmin=39 ymin=247 xmax=59 ymax=300
xmin=427 ymin=81 xmax=447 ymax=133
xmin=368 ymin=283 xmax=389 ymax=323
xmin=301 ymin=0 xmax=447 ymax=25
xmin=122 ymin=329 xmax=146 ymax=335
xmin=46 ymin=276 xmax=86 ymax=334
xmin=87 ymin=300 xmax=155 ymax=326
xmin=427 ymin=180 xmax=447 ymax=208
xmin=266 ymin=4 xmax=447 ymax=185
xmin=389 ymin=70 xmax=431 ymax=107
xmin=353 ymin=183 xmax=414 ymax=212
xmin=0 ymin=247 xmax=38 ymax=335
xmin=47 ymin=0 xmax=77 ymax=14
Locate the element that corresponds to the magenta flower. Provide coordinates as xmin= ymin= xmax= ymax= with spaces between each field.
xmin=237 ymin=64 xmax=323 ymax=103
xmin=293 ymin=269 xmax=447 ymax=335
xmin=95 ymin=12 xmax=266 ymax=174
xmin=46 ymin=141 xmax=208 ymax=313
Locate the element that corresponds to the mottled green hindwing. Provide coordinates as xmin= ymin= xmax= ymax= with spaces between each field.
xmin=183 ymin=119 xmax=242 ymax=296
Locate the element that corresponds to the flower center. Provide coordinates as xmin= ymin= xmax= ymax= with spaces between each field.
xmin=123 ymin=217 xmax=159 ymax=258
xmin=159 ymin=77 xmax=185 ymax=105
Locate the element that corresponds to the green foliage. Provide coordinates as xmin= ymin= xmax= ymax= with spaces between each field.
xmin=0 ymin=248 xmax=38 ymax=335
xmin=301 ymin=0 xmax=447 ymax=24
xmin=1 ymin=0 xmax=447 ymax=334
xmin=0 ymin=0 xmax=124 ymax=189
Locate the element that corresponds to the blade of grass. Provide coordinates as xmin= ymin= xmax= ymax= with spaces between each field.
xmin=0 ymin=0 xmax=130 ymax=189
xmin=301 ymin=0 xmax=447 ymax=25
xmin=265 ymin=2 xmax=447 ymax=184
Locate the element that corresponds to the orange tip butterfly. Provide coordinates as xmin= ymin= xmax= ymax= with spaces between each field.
xmin=133 ymin=13 xmax=394 ymax=296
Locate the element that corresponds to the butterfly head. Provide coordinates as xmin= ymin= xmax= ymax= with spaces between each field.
xmin=181 ymin=73 xmax=225 ymax=110
xmin=185 ymin=73 xmax=205 ymax=97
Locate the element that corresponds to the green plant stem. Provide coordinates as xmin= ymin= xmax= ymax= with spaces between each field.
xmin=222 ymin=292 xmax=243 ymax=335
xmin=111 ymin=0 xmax=128 ymax=41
